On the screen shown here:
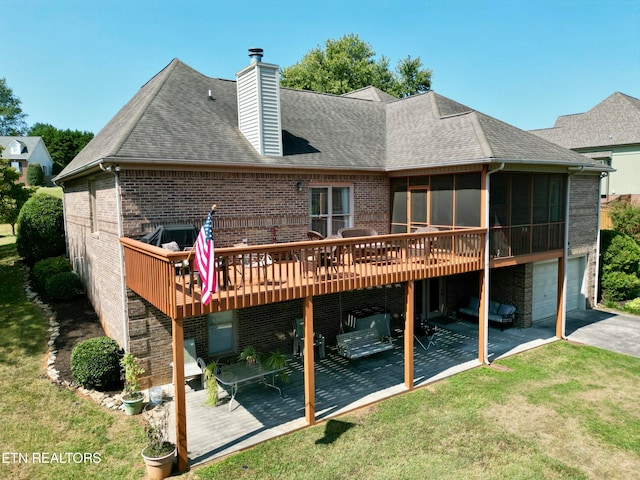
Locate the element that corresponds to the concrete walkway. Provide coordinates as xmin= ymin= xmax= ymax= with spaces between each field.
xmin=162 ymin=307 xmax=639 ymax=468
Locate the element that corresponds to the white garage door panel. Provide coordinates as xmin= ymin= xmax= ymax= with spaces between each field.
xmin=566 ymin=257 xmax=585 ymax=312
xmin=533 ymin=262 xmax=558 ymax=321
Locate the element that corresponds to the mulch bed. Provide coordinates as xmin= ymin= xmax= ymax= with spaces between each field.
xmin=50 ymin=294 xmax=107 ymax=384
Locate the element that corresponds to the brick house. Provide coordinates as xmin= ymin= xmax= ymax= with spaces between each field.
xmin=1 ymin=136 xmax=54 ymax=184
xmin=54 ymin=50 xmax=609 ymax=469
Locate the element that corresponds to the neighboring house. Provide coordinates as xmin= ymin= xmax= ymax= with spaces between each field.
xmin=0 ymin=136 xmax=54 ymax=184
xmin=54 ymin=50 xmax=609 ymax=469
xmin=530 ymin=92 xmax=640 ymax=202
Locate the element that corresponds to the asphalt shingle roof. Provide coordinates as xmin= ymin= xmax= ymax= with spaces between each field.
xmin=56 ymin=58 xmax=607 ymax=182
xmin=530 ymin=92 xmax=640 ymax=149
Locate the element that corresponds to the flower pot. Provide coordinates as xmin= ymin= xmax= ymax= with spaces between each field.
xmin=142 ymin=447 xmax=176 ymax=480
xmin=122 ymin=393 xmax=144 ymax=415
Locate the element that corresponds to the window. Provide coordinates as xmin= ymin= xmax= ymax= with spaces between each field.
xmin=309 ymin=185 xmax=352 ymax=237
xmin=208 ymin=311 xmax=235 ymax=356
xmin=10 ymin=161 xmax=21 ymax=173
xmin=9 ymin=142 xmax=22 ymax=155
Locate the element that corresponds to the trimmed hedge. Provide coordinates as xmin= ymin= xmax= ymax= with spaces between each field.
xmin=26 ymin=163 xmax=45 ymax=186
xmin=601 ymin=271 xmax=640 ymax=302
xmin=16 ymin=193 xmax=65 ymax=265
xmin=45 ymin=271 xmax=84 ymax=300
xmin=32 ymin=256 xmax=71 ymax=292
xmin=71 ymin=337 xmax=123 ymax=391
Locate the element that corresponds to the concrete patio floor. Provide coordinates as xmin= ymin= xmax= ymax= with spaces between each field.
xmin=157 ymin=313 xmax=564 ymax=468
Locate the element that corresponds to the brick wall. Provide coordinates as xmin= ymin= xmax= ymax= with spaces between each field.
xmin=568 ymin=174 xmax=600 ymax=307
xmin=119 ymin=169 xmax=390 ymax=246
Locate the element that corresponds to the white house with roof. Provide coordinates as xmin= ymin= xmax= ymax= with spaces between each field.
xmin=0 ymin=136 xmax=54 ymax=184
xmin=530 ymin=92 xmax=640 ymax=202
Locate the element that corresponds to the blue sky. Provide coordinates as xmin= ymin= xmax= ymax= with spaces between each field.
xmin=5 ymin=0 xmax=639 ymax=135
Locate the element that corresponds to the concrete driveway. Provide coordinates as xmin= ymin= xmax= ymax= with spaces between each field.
xmin=565 ymin=308 xmax=640 ymax=358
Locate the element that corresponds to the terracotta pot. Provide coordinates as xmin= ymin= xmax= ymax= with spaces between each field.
xmin=142 ymin=447 xmax=176 ymax=480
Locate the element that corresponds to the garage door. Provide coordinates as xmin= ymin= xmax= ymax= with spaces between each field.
xmin=532 ymin=261 xmax=558 ymax=321
xmin=533 ymin=258 xmax=586 ymax=321
xmin=566 ymin=257 xmax=586 ymax=312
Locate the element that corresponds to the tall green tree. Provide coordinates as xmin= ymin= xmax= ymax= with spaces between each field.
xmin=0 ymin=151 xmax=35 ymax=235
xmin=280 ymin=34 xmax=432 ymax=97
xmin=29 ymin=122 xmax=94 ymax=174
xmin=0 ymin=78 xmax=28 ymax=135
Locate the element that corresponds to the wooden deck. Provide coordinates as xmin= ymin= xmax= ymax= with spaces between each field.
xmin=120 ymin=228 xmax=486 ymax=319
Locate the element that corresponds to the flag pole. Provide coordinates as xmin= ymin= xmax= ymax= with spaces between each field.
xmin=187 ymin=204 xmax=216 ymax=262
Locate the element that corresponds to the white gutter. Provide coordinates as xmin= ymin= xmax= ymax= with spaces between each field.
xmin=482 ymin=162 xmax=505 ymax=364
xmin=593 ymin=174 xmax=605 ymax=307
xmin=99 ymin=162 xmax=129 ymax=351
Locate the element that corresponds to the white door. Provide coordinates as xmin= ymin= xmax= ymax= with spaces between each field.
xmin=532 ymin=261 xmax=558 ymax=321
xmin=566 ymin=257 xmax=586 ymax=312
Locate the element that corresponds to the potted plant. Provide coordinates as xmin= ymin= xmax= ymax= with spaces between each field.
xmin=142 ymin=406 xmax=175 ymax=480
xmin=203 ymin=361 xmax=220 ymax=407
xmin=265 ymin=350 xmax=289 ymax=383
xmin=239 ymin=345 xmax=260 ymax=366
xmin=120 ymin=352 xmax=145 ymax=415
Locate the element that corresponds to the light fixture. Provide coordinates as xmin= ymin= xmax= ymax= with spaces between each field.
xmin=296 ymin=181 xmax=303 ymax=192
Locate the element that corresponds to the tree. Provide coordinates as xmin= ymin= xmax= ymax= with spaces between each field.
xmin=280 ymin=34 xmax=433 ymax=98
xmin=0 ymin=78 xmax=28 ymax=135
xmin=29 ymin=123 xmax=94 ymax=174
xmin=0 ymin=155 xmax=35 ymax=235
xmin=26 ymin=163 xmax=45 ymax=186
xmin=608 ymin=199 xmax=640 ymax=243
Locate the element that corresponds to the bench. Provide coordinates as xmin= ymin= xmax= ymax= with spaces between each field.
xmin=336 ymin=328 xmax=394 ymax=359
xmin=458 ymin=297 xmax=516 ymax=331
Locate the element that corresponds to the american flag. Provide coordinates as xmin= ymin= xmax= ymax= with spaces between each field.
xmin=195 ymin=210 xmax=217 ymax=305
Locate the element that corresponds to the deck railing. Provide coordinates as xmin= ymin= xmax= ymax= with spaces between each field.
xmin=120 ymin=228 xmax=486 ymax=319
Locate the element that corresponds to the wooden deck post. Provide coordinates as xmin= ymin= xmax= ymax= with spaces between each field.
xmin=303 ymin=295 xmax=316 ymax=424
xmin=479 ymin=164 xmax=489 ymax=364
xmin=172 ymin=317 xmax=188 ymax=472
xmin=556 ymin=255 xmax=565 ymax=338
xmin=404 ymin=280 xmax=414 ymax=390
xmin=478 ymin=271 xmax=488 ymax=364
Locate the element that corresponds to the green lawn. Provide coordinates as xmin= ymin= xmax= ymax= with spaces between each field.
xmin=0 ymin=242 xmax=146 ymax=480
xmin=1 ymin=233 xmax=639 ymax=480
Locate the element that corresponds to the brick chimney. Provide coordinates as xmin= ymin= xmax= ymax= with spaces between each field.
xmin=236 ymin=48 xmax=283 ymax=156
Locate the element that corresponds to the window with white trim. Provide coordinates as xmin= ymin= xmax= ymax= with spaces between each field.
xmin=309 ymin=185 xmax=353 ymax=237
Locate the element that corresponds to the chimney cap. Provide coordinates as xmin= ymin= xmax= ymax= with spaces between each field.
xmin=248 ymin=48 xmax=264 ymax=62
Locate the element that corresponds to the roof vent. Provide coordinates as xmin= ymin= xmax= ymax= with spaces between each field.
xmin=248 ymin=48 xmax=264 ymax=63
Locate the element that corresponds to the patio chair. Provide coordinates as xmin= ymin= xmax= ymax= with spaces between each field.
xmin=171 ymin=338 xmax=206 ymax=386
xmin=292 ymin=318 xmax=326 ymax=359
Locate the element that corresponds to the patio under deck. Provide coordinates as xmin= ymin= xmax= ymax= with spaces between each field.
xmin=161 ymin=315 xmax=559 ymax=466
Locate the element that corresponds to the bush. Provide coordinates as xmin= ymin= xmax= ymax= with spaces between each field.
xmin=71 ymin=337 xmax=122 ymax=391
xmin=609 ymin=201 xmax=640 ymax=242
xmin=26 ymin=163 xmax=45 ymax=186
xmin=601 ymin=231 xmax=640 ymax=275
xmin=32 ymin=256 xmax=71 ymax=292
xmin=601 ymin=271 xmax=640 ymax=301
xmin=45 ymin=271 xmax=84 ymax=300
xmin=623 ymin=298 xmax=640 ymax=315
xmin=15 ymin=193 xmax=65 ymax=265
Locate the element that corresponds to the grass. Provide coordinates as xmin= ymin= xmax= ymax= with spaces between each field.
xmin=36 ymin=186 xmax=63 ymax=199
xmin=0 ymin=241 xmax=147 ymax=480
xmin=1 ymin=226 xmax=639 ymax=479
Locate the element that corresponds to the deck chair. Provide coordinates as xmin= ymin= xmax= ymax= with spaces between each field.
xmin=292 ymin=318 xmax=326 ymax=359
xmin=171 ymin=338 xmax=206 ymax=386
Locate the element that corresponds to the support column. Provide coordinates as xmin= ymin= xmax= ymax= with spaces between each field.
xmin=556 ymin=256 xmax=565 ymax=338
xmin=404 ymin=280 xmax=415 ymax=390
xmin=303 ymin=295 xmax=316 ymax=424
xmin=172 ymin=317 xmax=188 ymax=472
xmin=478 ymin=271 xmax=488 ymax=364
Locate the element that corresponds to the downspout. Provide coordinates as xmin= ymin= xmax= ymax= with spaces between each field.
xmin=483 ymin=162 xmax=505 ymax=364
xmin=99 ymin=162 xmax=129 ymax=350
xmin=562 ymin=166 xmax=585 ymax=339
xmin=594 ymin=173 xmax=607 ymax=307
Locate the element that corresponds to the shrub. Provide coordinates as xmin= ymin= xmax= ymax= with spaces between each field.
xmin=609 ymin=201 xmax=640 ymax=242
xmin=45 ymin=271 xmax=84 ymax=300
xmin=26 ymin=163 xmax=45 ymax=186
xmin=623 ymin=298 xmax=640 ymax=315
xmin=71 ymin=337 xmax=122 ymax=391
xmin=601 ymin=231 xmax=640 ymax=275
xmin=32 ymin=256 xmax=71 ymax=291
xmin=601 ymin=271 xmax=640 ymax=301
xmin=15 ymin=193 xmax=65 ymax=265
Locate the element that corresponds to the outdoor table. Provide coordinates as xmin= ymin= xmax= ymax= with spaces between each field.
xmin=216 ymin=362 xmax=286 ymax=411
